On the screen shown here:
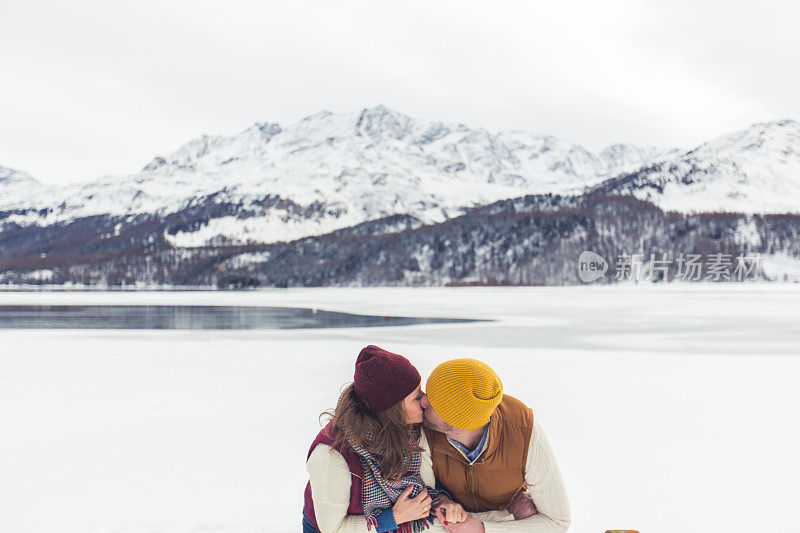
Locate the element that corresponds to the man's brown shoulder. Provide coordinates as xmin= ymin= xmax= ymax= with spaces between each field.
xmin=497 ymin=394 xmax=534 ymax=429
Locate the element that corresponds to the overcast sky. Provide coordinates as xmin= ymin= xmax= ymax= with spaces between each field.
xmin=2 ymin=0 xmax=798 ymax=185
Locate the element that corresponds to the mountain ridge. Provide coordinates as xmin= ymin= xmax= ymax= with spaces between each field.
xmin=589 ymin=118 xmax=800 ymax=214
xmin=0 ymin=105 xmax=676 ymax=246
xmin=4 ymin=109 xmax=799 ymax=251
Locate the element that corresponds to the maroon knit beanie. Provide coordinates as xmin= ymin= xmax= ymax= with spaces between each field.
xmin=353 ymin=345 xmax=420 ymax=414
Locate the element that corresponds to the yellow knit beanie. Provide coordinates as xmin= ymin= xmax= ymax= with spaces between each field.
xmin=425 ymin=358 xmax=503 ymax=431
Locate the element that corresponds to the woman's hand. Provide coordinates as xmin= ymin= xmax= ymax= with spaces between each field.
xmin=435 ymin=493 xmax=467 ymax=524
xmin=392 ymin=485 xmax=432 ymax=524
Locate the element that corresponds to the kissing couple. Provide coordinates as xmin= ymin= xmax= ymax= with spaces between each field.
xmin=303 ymin=345 xmax=571 ymax=533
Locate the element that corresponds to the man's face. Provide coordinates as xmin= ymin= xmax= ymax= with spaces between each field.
xmin=420 ymin=392 xmax=456 ymax=433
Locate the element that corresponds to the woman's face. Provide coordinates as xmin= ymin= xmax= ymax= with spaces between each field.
xmin=402 ymin=385 xmax=424 ymax=424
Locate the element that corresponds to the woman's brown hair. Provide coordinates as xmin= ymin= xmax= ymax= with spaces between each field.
xmin=321 ymin=383 xmax=422 ymax=481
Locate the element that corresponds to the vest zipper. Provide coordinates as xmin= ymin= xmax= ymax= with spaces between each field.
xmin=467 ymin=464 xmax=479 ymax=511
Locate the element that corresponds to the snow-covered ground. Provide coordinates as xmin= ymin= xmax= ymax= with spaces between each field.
xmin=1 ymin=285 xmax=799 ymax=533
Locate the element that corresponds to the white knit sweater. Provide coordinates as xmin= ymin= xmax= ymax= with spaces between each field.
xmin=305 ymin=421 xmax=571 ymax=533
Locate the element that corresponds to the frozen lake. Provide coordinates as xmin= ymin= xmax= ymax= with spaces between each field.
xmin=0 ymin=304 xmax=476 ymax=330
xmin=1 ymin=285 xmax=799 ymax=533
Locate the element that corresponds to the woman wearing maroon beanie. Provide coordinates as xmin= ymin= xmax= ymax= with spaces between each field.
xmin=302 ymin=345 xmax=462 ymax=533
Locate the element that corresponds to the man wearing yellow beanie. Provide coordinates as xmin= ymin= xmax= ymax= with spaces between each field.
xmin=420 ymin=359 xmax=571 ymax=533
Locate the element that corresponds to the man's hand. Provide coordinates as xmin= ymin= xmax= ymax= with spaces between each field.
xmin=506 ymin=490 xmax=538 ymax=520
xmin=437 ymin=513 xmax=485 ymax=533
xmin=436 ymin=494 xmax=467 ymax=524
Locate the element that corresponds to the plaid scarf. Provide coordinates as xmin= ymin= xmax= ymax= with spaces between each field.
xmin=348 ymin=439 xmax=438 ymax=533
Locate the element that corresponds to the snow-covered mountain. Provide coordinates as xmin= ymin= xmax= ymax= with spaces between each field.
xmin=0 ymin=105 xmax=673 ymax=246
xmin=0 ymin=166 xmax=49 ymax=224
xmin=590 ymin=119 xmax=800 ymax=214
xmin=0 ymin=165 xmax=43 ymax=194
